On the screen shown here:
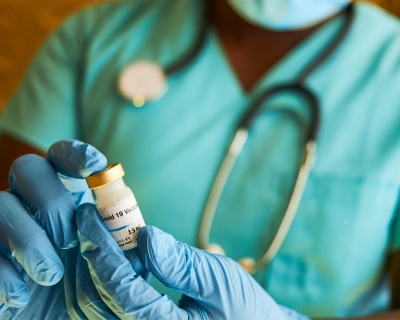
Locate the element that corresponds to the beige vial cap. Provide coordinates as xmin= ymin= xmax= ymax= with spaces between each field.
xmin=85 ymin=163 xmax=125 ymax=189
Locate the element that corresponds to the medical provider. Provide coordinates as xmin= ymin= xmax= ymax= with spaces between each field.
xmin=2 ymin=0 xmax=400 ymax=318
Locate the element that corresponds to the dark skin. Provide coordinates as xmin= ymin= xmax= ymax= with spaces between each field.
xmin=210 ymin=0 xmax=322 ymax=92
xmin=1 ymin=0 xmax=400 ymax=318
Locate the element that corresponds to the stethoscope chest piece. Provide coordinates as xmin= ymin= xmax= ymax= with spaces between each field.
xmin=205 ymin=243 xmax=256 ymax=273
xmin=205 ymin=243 xmax=226 ymax=256
xmin=118 ymin=61 xmax=168 ymax=107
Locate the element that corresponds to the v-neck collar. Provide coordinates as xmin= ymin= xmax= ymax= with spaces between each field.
xmin=209 ymin=11 xmax=349 ymax=101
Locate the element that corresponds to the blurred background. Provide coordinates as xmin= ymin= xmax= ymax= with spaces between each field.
xmin=0 ymin=0 xmax=399 ymax=113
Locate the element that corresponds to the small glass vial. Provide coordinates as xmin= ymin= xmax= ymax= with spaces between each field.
xmin=85 ymin=163 xmax=145 ymax=251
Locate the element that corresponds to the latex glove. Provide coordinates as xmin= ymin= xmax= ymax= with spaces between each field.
xmin=76 ymin=203 xmax=310 ymax=320
xmin=0 ymin=140 xmax=107 ymax=319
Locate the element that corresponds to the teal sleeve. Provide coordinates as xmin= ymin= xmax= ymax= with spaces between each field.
xmin=0 ymin=13 xmax=86 ymax=152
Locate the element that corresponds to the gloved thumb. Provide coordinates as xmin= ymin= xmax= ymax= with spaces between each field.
xmin=137 ymin=226 xmax=250 ymax=304
xmin=138 ymin=228 xmax=288 ymax=319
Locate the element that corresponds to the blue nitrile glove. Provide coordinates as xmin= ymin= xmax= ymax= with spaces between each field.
xmin=0 ymin=140 xmax=108 ymax=319
xmin=76 ymin=203 xmax=311 ymax=320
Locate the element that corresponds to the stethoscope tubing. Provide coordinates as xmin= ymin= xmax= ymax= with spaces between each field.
xmin=164 ymin=2 xmax=210 ymax=76
xmin=254 ymin=140 xmax=317 ymax=270
xmin=197 ymin=3 xmax=355 ymax=273
xmin=198 ymin=128 xmax=249 ymax=251
xmin=239 ymin=83 xmax=321 ymax=140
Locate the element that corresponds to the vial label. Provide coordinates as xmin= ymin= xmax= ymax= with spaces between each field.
xmin=97 ymin=194 xmax=146 ymax=251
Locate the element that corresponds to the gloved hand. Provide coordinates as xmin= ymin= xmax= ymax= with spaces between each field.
xmin=0 ymin=140 xmax=107 ymax=319
xmin=75 ymin=203 xmax=310 ymax=320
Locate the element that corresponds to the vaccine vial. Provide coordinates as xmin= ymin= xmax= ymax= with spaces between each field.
xmin=85 ymin=163 xmax=145 ymax=251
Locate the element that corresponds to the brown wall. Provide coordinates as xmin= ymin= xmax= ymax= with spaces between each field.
xmin=0 ymin=0 xmax=106 ymax=111
xmin=0 ymin=0 xmax=399 ymax=112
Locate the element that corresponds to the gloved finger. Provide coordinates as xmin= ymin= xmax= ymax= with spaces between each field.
xmin=8 ymin=154 xmax=77 ymax=249
xmin=124 ymin=249 xmax=151 ymax=282
xmin=137 ymin=226 xmax=249 ymax=305
xmin=76 ymin=203 xmax=148 ymax=275
xmin=59 ymin=176 xmax=96 ymax=207
xmin=47 ymin=140 xmax=107 ymax=179
xmin=76 ymin=203 xmax=186 ymax=319
xmin=76 ymin=250 xmax=117 ymax=319
xmin=0 ymin=253 xmax=30 ymax=308
xmin=62 ymin=246 xmax=89 ymax=320
xmin=0 ymin=192 xmax=64 ymax=286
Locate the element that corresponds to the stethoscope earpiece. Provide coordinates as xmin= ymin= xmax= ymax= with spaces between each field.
xmin=118 ymin=61 xmax=168 ymax=107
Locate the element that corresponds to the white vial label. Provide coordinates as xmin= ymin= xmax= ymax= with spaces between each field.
xmin=98 ymin=194 xmax=146 ymax=251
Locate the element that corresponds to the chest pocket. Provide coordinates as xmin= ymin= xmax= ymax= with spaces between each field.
xmin=265 ymin=173 xmax=399 ymax=315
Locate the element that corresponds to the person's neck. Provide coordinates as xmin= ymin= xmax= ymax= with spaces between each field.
xmin=210 ymin=1 xmax=322 ymax=92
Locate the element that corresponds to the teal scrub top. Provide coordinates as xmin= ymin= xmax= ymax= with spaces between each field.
xmin=2 ymin=0 xmax=400 ymax=317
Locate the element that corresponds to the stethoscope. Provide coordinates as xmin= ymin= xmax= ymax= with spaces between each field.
xmin=118 ymin=4 xmax=355 ymax=273
xmin=118 ymin=2 xmax=209 ymax=107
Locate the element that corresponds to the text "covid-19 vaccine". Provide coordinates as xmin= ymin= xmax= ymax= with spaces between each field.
xmin=85 ymin=163 xmax=145 ymax=251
